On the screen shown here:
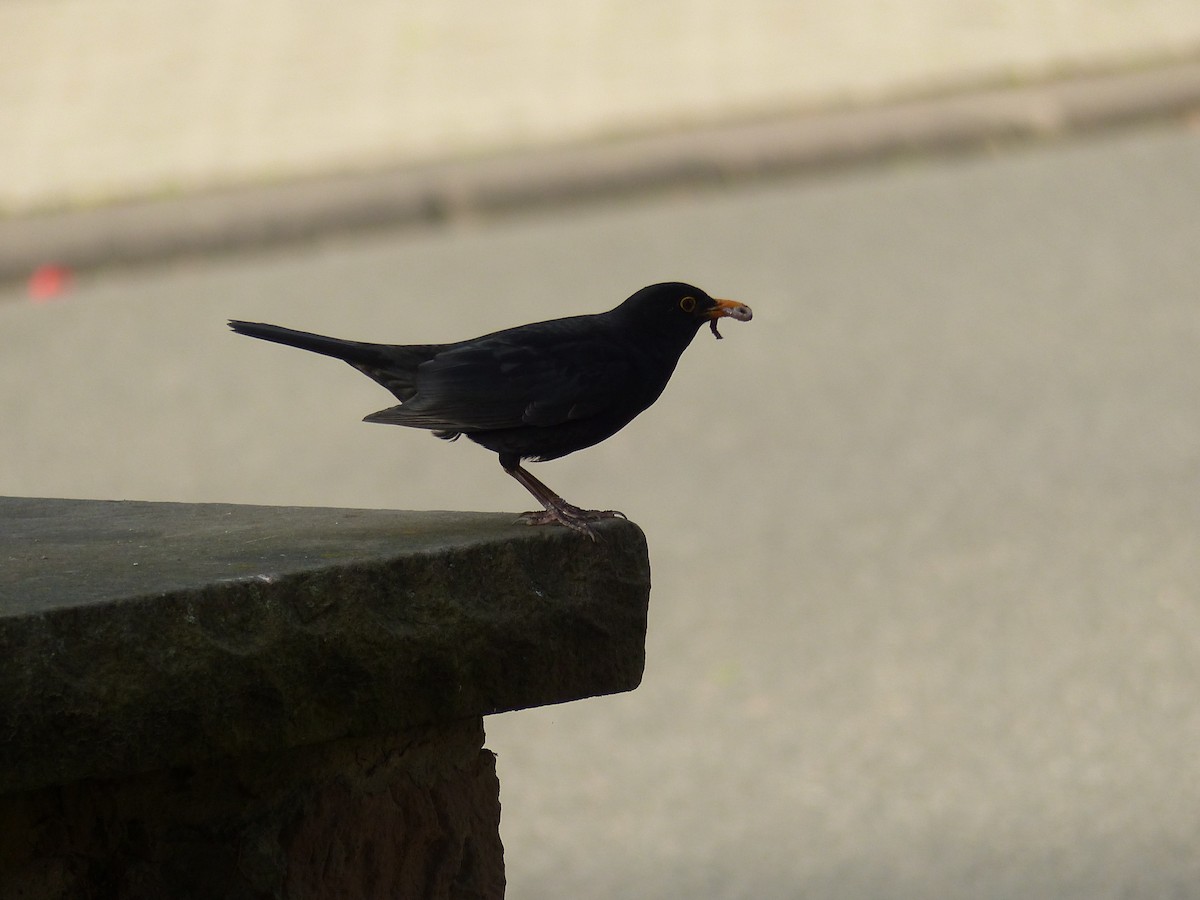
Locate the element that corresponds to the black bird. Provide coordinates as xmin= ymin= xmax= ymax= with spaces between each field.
xmin=229 ymin=282 xmax=752 ymax=538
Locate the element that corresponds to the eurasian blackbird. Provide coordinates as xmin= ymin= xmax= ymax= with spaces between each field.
xmin=229 ymin=282 xmax=752 ymax=538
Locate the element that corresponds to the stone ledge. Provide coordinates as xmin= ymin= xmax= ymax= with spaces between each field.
xmin=0 ymin=497 xmax=651 ymax=795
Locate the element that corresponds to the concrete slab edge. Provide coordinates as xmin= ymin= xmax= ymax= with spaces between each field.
xmin=2 ymin=59 xmax=1199 ymax=287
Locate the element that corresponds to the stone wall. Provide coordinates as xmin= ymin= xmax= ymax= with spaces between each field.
xmin=3 ymin=721 xmax=504 ymax=900
xmin=0 ymin=498 xmax=651 ymax=899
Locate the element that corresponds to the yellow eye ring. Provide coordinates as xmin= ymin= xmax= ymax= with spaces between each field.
xmin=679 ymin=296 xmax=697 ymax=313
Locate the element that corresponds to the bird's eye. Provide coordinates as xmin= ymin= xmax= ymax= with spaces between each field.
xmin=679 ymin=296 xmax=697 ymax=313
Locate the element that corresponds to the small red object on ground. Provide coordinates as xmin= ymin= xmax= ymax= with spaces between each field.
xmin=28 ymin=264 xmax=73 ymax=301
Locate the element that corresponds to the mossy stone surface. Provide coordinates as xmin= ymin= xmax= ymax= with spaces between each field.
xmin=0 ymin=497 xmax=650 ymax=794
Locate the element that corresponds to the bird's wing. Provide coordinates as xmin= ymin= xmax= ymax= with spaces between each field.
xmin=364 ymin=321 xmax=637 ymax=432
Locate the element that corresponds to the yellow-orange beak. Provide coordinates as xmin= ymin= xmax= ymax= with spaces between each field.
xmin=704 ymin=298 xmax=752 ymax=339
xmin=705 ymin=298 xmax=753 ymax=323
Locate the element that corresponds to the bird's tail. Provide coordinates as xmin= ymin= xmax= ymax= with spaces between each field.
xmin=228 ymin=320 xmax=446 ymax=402
xmin=228 ymin=321 xmax=384 ymax=367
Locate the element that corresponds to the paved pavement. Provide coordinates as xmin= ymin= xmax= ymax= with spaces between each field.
xmin=3 ymin=1 xmax=1200 ymax=216
xmin=5 ymin=61 xmax=1200 ymax=287
xmin=2 ymin=122 xmax=1198 ymax=898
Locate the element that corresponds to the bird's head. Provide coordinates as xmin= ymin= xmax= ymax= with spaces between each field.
xmin=618 ymin=282 xmax=753 ymax=341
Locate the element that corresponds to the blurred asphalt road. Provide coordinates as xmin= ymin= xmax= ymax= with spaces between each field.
xmin=3 ymin=123 xmax=1199 ymax=898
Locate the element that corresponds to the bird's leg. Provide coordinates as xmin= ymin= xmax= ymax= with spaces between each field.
xmin=502 ymin=461 xmax=625 ymax=541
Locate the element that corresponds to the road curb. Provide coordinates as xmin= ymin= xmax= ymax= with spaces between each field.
xmin=2 ymin=59 xmax=1199 ymax=286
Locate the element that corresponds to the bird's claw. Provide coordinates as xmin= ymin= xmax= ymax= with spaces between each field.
xmin=517 ymin=502 xmax=627 ymax=541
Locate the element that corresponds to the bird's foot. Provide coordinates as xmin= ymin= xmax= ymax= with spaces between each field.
xmin=517 ymin=501 xmax=627 ymax=541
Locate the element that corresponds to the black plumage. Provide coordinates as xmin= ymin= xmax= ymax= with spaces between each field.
xmin=229 ymin=281 xmax=751 ymax=537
